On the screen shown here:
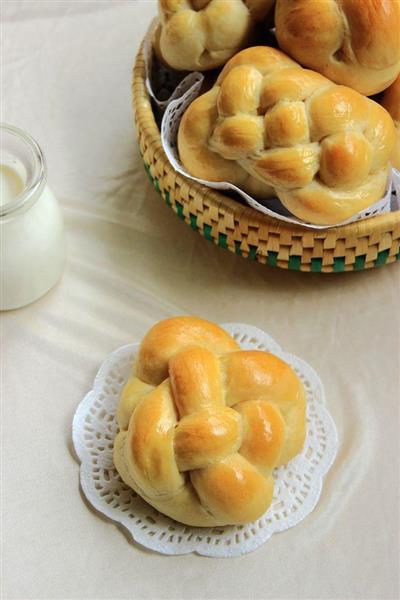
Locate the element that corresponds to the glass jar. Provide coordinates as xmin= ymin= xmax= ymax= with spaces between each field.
xmin=1 ymin=124 xmax=66 ymax=310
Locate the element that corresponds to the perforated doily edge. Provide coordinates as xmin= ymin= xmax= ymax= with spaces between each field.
xmin=72 ymin=325 xmax=338 ymax=557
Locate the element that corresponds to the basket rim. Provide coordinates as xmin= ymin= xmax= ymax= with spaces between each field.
xmin=133 ymin=40 xmax=400 ymax=239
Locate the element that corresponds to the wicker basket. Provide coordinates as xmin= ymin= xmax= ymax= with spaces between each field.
xmin=133 ymin=43 xmax=400 ymax=273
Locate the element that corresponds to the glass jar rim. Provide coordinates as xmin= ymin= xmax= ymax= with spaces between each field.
xmin=0 ymin=123 xmax=47 ymax=218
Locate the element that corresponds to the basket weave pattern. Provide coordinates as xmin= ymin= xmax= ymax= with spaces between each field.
xmin=133 ymin=44 xmax=400 ymax=273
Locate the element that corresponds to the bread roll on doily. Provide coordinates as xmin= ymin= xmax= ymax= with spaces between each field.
xmin=381 ymin=75 xmax=400 ymax=170
xmin=178 ymin=46 xmax=396 ymax=225
xmin=275 ymin=0 xmax=400 ymax=96
xmin=114 ymin=317 xmax=306 ymax=527
xmin=155 ymin=0 xmax=275 ymax=71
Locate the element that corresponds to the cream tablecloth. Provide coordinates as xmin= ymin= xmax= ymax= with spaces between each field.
xmin=2 ymin=2 xmax=399 ymax=599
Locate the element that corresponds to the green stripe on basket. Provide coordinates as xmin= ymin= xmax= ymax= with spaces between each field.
xmin=353 ymin=254 xmax=367 ymax=271
xmin=397 ymin=249 xmax=400 ymax=261
xmin=310 ymin=258 xmax=322 ymax=272
xmin=333 ymin=257 xmax=345 ymax=272
xmin=288 ymin=255 xmax=301 ymax=270
xmin=248 ymin=245 xmax=257 ymax=260
xmin=175 ymin=201 xmax=184 ymax=220
xmin=189 ymin=214 xmax=197 ymax=230
xmin=153 ymin=177 xmax=160 ymax=193
xmin=234 ymin=241 xmax=242 ymax=256
xmin=374 ymin=249 xmax=389 ymax=267
xmin=165 ymin=191 xmax=171 ymax=206
xmin=203 ymin=224 xmax=213 ymax=241
xmin=353 ymin=255 xmax=366 ymax=270
xmin=267 ymin=251 xmax=278 ymax=267
xmin=218 ymin=233 xmax=228 ymax=248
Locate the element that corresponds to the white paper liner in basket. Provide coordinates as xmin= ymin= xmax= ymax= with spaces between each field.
xmin=161 ymin=84 xmax=393 ymax=230
xmin=144 ymin=18 xmax=204 ymax=111
xmin=392 ymin=168 xmax=400 ymax=209
xmin=72 ymin=323 xmax=338 ymax=557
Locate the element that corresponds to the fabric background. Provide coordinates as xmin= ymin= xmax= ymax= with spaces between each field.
xmin=2 ymin=2 xmax=399 ymax=599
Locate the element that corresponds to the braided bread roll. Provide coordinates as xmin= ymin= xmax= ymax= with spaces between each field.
xmin=275 ymin=0 xmax=400 ymax=96
xmin=381 ymin=75 xmax=400 ymax=170
xmin=178 ymin=46 xmax=396 ymax=225
xmin=155 ymin=0 xmax=275 ymax=71
xmin=114 ymin=317 xmax=306 ymax=527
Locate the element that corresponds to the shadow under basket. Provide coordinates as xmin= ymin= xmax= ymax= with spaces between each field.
xmin=132 ymin=43 xmax=400 ymax=273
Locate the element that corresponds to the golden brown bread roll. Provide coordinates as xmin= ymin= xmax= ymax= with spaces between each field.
xmin=155 ymin=0 xmax=275 ymax=71
xmin=275 ymin=0 xmax=400 ymax=96
xmin=114 ymin=317 xmax=306 ymax=527
xmin=178 ymin=46 xmax=396 ymax=225
xmin=381 ymin=75 xmax=400 ymax=170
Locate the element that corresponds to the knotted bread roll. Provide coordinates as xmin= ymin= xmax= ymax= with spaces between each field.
xmin=275 ymin=0 xmax=400 ymax=96
xmin=155 ymin=0 xmax=275 ymax=71
xmin=381 ymin=75 xmax=400 ymax=170
xmin=178 ymin=46 xmax=396 ymax=225
xmin=114 ymin=317 xmax=306 ymax=527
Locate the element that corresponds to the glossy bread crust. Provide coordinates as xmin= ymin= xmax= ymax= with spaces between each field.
xmin=156 ymin=0 xmax=275 ymax=71
xmin=114 ymin=317 xmax=306 ymax=526
xmin=381 ymin=75 xmax=400 ymax=170
xmin=178 ymin=46 xmax=396 ymax=225
xmin=275 ymin=0 xmax=400 ymax=96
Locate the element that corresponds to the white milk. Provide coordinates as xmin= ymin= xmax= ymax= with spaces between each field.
xmin=1 ymin=160 xmax=66 ymax=310
xmin=0 ymin=163 xmax=25 ymax=205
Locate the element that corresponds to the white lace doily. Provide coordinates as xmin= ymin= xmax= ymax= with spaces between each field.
xmin=73 ymin=323 xmax=338 ymax=557
xmin=161 ymin=84 xmax=394 ymax=230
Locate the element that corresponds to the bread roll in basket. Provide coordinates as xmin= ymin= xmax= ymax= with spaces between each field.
xmin=178 ymin=46 xmax=396 ymax=225
xmin=155 ymin=0 xmax=275 ymax=71
xmin=114 ymin=317 xmax=306 ymax=526
xmin=381 ymin=75 xmax=400 ymax=171
xmin=275 ymin=0 xmax=400 ymax=96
